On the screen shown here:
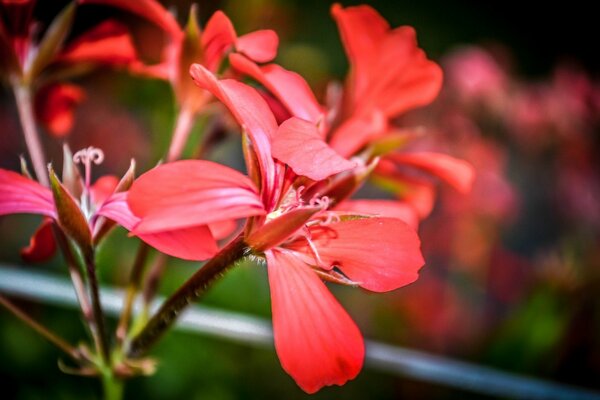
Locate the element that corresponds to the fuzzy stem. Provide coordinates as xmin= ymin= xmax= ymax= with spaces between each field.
xmin=0 ymin=294 xmax=81 ymax=361
xmin=166 ymin=107 xmax=195 ymax=162
xmin=115 ymin=243 xmax=150 ymax=345
xmin=12 ymin=82 xmax=49 ymax=187
xmin=127 ymin=235 xmax=249 ymax=358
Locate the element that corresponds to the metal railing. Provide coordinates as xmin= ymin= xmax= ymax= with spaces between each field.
xmin=1 ymin=264 xmax=599 ymax=399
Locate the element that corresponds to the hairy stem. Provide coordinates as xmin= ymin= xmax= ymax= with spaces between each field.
xmin=0 ymin=294 xmax=81 ymax=361
xmin=12 ymin=82 xmax=49 ymax=187
xmin=127 ymin=236 xmax=249 ymax=358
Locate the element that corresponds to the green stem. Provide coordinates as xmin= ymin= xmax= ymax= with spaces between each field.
xmin=127 ymin=235 xmax=249 ymax=358
xmin=102 ymin=370 xmax=124 ymax=400
xmin=140 ymin=252 xmax=168 ymax=321
xmin=52 ymin=225 xmax=95 ymax=326
xmin=83 ymin=250 xmax=110 ymax=365
xmin=12 ymin=81 xmax=49 ymax=187
xmin=0 ymin=294 xmax=81 ymax=361
xmin=115 ymin=243 xmax=150 ymax=345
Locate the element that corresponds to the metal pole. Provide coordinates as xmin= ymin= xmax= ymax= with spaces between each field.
xmin=0 ymin=264 xmax=599 ymax=400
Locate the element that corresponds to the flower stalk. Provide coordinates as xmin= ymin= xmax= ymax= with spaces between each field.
xmin=127 ymin=235 xmax=249 ymax=358
xmin=83 ymin=250 xmax=111 ymax=365
xmin=166 ymin=107 xmax=195 ymax=162
xmin=0 ymin=294 xmax=81 ymax=361
xmin=116 ymin=242 xmax=151 ymax=345
xmin=12 ymin=82 xmax=49 ymax=187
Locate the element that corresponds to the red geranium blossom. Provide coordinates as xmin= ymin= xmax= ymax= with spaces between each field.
xmin=0 ymin=147 xmax=224 ymax=261
xmin=229 ymin=4 xmax=474 ymax=223
xmin=127 ymin=66 xmax=424 ymax=393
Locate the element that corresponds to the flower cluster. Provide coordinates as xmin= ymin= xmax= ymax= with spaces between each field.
xmin=0 ymin=0 xmax=473 ymax=395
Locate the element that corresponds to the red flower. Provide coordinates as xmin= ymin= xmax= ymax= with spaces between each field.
xmin=0 ymin=147 xmax=223 ymax=262
xmin=128 ymin=66 xmax=424 ymax=393
xmin=229 ymin=4 xmax=473 ymax=221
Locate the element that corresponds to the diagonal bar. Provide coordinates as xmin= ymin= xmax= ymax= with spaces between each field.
xmin=0 ymin=264 xmax=599 ymax=400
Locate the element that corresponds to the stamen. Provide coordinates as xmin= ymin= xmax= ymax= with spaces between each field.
xmin=73 ymin=147 xmax=104 ymax=189
xmin=300 ymin=227 xmax=324 ymax=267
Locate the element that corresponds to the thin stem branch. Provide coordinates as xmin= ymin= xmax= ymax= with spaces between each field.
xmin=141 ymin=252 xmax=168 ymax=318
xmin=12 ymin=82 xmax=49 ymax=187
xmin=52 ymin=225 xmax=94 ymax=325
xmin=127 ymin=235 xmax=249 ymax=358
xmin=0 ymin=294 xmax=81 ymax=361
xmin=166 ymin=107 xmax=195 ymax=162
xmin=115 ymin=243 xmax=150 ymax=345
xmin=83 ymin=250 xmax=110 ymax=365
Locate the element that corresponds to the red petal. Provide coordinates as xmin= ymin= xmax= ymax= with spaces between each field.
xmin=207 ymin=219 xmax=238 ymax=241
xmin=229 ymin=53 xmax=323 ymax=124
xmin=335 ymin=199 xmax=419 ymax=229
xmin=97 ymin=193 xmax=219 ymax=260
xmin=389 ymin=151 xmax=475 ymax=193
xmin=298 ymin=218 xmax=424 ymax=292
xmin=266 ymin=249 xmax=364 ymax=393
xmin=20 ymin=218 xmax=57 ymax=263
xmin=57 ymin=20 xmax=137 ymax=65
xmin=236 ymin=30 xmax=278 ymax=63
xmin=329 ymin=112 xmax=387 ymax=158
xmin=127 ymin=160 xmax=264 ymax=233
xmin=201 ymin=10 xmax=237 ymax=71
xmin=373 ymin=159 xmax=437 ymax=218
xmin=0 ymin=168 xmax=55 ymax=218
xmin=272 ymin=117 xmax=356 ymax=181
xmin=331 ymin=4 xmax=442 ymax=117
xmin=78 ymin=0 xmax=182 ymax=39
xmin=34 ymin=83 xmax=85 ymax=137
xmin=90 ymin=175 xmax=119 ymax=207
xmin=190 ymin=64 xmax=280 ymax=207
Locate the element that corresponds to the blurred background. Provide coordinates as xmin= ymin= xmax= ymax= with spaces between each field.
xmin=1 ymin=0 xmax=599 ymax=398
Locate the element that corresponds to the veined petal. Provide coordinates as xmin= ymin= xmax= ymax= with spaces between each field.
xmin=127 ymin=160 xmax=265 ymax=233
xmin=78 ymin=0 xmax=182 ymax=39
xmin=236 ymin=30 xmax=278 ymax=63
xmin=335 ymin=199 xmax=419 ymax=229
xmin=298 ymin=217 xmax=424 ymax=292
xmin=272 ymin=117 xmax=356 ymax=181
xmin=0 ymin=168 xmax=55 ymax=218
xmin=388 ymin=151 xmax=475 ymax=194
xmin=229 ymin=53 xmax=323 ymax=124
xmin=332 ymin=4 xmax=442 ymax=118
xmin=98 ymin=192 xmax=218 ymax=260
xmin=266 ymin=249 xmax=364 ymax=393
xmin=190 ymin=64 xmax=279 ymax=206
xmin=331 ymin=3 xmax=389 ymax=100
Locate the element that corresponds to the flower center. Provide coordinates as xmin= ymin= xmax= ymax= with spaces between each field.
xmin=73 ymin=146 xmax=104 ymax=219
